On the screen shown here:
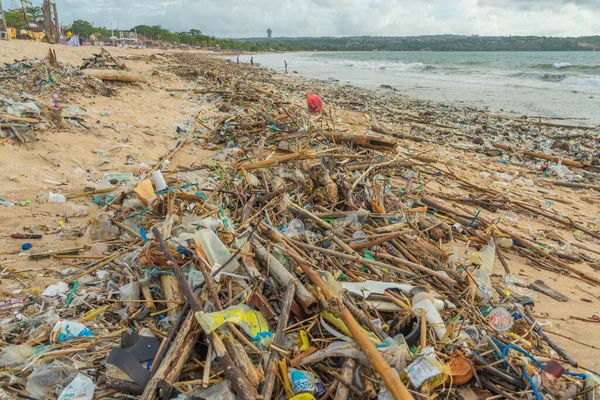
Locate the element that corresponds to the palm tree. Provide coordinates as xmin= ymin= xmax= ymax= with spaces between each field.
xmin=27 ymin=6 xmax=42 ymax=22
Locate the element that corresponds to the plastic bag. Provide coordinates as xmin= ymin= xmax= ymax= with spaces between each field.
xmin=0 ymin=344 xmax=34 ymax=367
xmin=289 ymin=368 xmax=316 ymax=395
xmin=87 ymin=214 xmax=119 ymax=241
xmin=298 ymin=342 xmax=360 ymax=366
xmin=195 ymin=305 xmax=271 ymax=348
xmin=86 ymin=243 xmax=108 ymax=257
xmin=585 ymin=373 xmax=600 ymax=400
xmin=470 ymin=239 xmax=496 ymax=274
xmin=120 ymin=282 xmax=140 ymax=305
xmin=336 ymin=208 xmax=369 ymax=229
xmin=405 ymin=347 xmax=449 ymax=389
xmin=57 ymin=373 xmax=94 ymax=400
xmin=307 ymin=92 xmax=323 ymax=114
xmin=64 ymin=202 xmax=90 ymax=217
xmin=104 ymin=172 xmax=133 ymax=183
xmin=50 ymin=320 xmax=93 ymax=343
xmin=42 ymin=281 xmax=69 ymax=297
xmin=180 ymin=380 xmax=235 ymax=400
xmin=26 ymin=360 xmax=77 ymax=398
xmin=283 ymin=219 xmax=304 ymax=238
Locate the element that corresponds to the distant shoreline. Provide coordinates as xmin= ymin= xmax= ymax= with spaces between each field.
xmin=234 ymin=51 xmax=600 ymax=127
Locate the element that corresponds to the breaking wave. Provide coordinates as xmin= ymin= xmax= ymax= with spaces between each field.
xmin=553 ymin=62 xmax=572 ymax=69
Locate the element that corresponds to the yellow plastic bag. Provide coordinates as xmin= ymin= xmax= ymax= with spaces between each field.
xmin=195 ymin=305 xmax=271 ymax=348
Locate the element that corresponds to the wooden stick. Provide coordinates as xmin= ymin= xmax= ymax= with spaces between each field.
xmin=202 ymin=342 xmax=212 ymax=387
xmin=142 ymin=311 xmax=200 ymax=399
xmin=492 ymin=231 xmax=511 ymax=276
xmin=112 ymin=219 xmax=144 ymax=240
xmin=492 ymin=142 xmax=585 ymax=169
xmin=349 ymin=231 xmax=406 ymax=250
xmin=29 ymin=246 xmax=86 ymax=260
xmin=326 ymin=131 xmax=397 ymax=152
xmin=66 ymin=246 xmax=142 ymax=283
xmin=287 ymin=238 xmax=456 ymax=285
xmin=262 ymin=284 xmax=296 ymax=399
xmin=334 ymin=358 xmax=356 ymax=400
xmin=66 ymin=186 xmax=116 ymax=199
xmin=254 ymin=243 xmax=317 ymax=313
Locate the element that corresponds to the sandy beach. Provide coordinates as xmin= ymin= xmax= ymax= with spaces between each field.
xmin=1 ymin=39 xmax=600 ymax=396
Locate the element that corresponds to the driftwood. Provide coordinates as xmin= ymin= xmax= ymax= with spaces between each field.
xmin=0 ymin=114 xmax=40 ymax=123
xmin=261 ymin=284 xmax=296 ymax=399
xmin=254 ymin=243 xmax=317 ymax=312
xmin=492 ymin=142 xmax=585 ymax=169
xmin=528 ymin=279 xmax=569 ymax=302
xmin=327 ymin=131 xmax=398 ymax=152
xmin=141 ymin=310 xmax=200 ymax=399
xmin=371 ymin=123 xmax=424 ymax=142
xmin=82 ymin=69 xmax=144 ymax=82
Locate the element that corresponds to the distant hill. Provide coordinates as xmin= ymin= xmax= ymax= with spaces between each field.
xmin=222 ymin=35 xmax=600 ymax=52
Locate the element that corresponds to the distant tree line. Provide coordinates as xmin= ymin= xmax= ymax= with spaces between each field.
xmin=234 ymin=35 xmax=600 ymax=51
xmin=2 ymin=11 xmax=598 ymax=51
xmin=64 ymin=20 xmax=222 ymax=47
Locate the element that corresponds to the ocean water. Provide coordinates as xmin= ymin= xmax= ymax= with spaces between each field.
xmin=240 ymin=51 xmax=600 ymax=125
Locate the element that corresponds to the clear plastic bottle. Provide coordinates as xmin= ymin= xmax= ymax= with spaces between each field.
xmin=37 ymin=192 xmax=67 ymax=203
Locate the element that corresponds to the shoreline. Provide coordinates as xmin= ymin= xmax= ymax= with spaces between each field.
xmin=237 ymin=51 xmax=600 ymax=127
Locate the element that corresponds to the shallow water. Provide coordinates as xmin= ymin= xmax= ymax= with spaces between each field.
xmin=239 ymin=51 xmax=600 ymax=125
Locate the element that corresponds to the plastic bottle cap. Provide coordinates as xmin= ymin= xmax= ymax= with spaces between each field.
xmin=488 ymin=307 xmax=513 ymax=332
xmin=21 ymin=242 xmax=32 ymax=250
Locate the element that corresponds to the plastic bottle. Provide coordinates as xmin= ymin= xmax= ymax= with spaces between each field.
xmin=0 ymin=197 xmax=16 ymax=207
xmin=151 ymin=170 xmax=168 ymax=191
xmin=411 ymin=292 xmax=447 ymax=340
xmin=37 ymin=192 xmax=67 ymax=203
xmin=64 ymin=202 xmax=90 ymax=217
xmin=476 ymin=239 xmax=496 ymax=274
xmin=496 ymin=237 xmax=513 ymax=249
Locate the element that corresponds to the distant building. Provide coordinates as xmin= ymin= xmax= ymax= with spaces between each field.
xmin=267 ymin=28 xmax=272 ymax=39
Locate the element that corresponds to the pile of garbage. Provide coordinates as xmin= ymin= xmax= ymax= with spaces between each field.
xmin=1 ymin=52 xmax=600 ymax=400
xmin=0 ymin=49 xmax=137 ymax=143
xmin=80 ymin=48 xmax=128 ymax=70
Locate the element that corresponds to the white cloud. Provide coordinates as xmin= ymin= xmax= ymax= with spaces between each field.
xmin=48 ymin=0 xmax=600 ymax=37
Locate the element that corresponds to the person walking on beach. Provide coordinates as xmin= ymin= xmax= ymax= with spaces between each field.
xmin=236 ymin=55 xmax=239 ymax=64
xmin=250 ymin=57 xmax=254 ymax=66
xmin=284 ymin=60 xmax=288 ymax=74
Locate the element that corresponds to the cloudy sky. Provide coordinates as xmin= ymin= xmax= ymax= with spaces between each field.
xmin=49 ymin=0 xmax=599 ymax=37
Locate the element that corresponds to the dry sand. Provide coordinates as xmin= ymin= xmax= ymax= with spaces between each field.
xmin=1 ymin=39 xmax=599 ymax=371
